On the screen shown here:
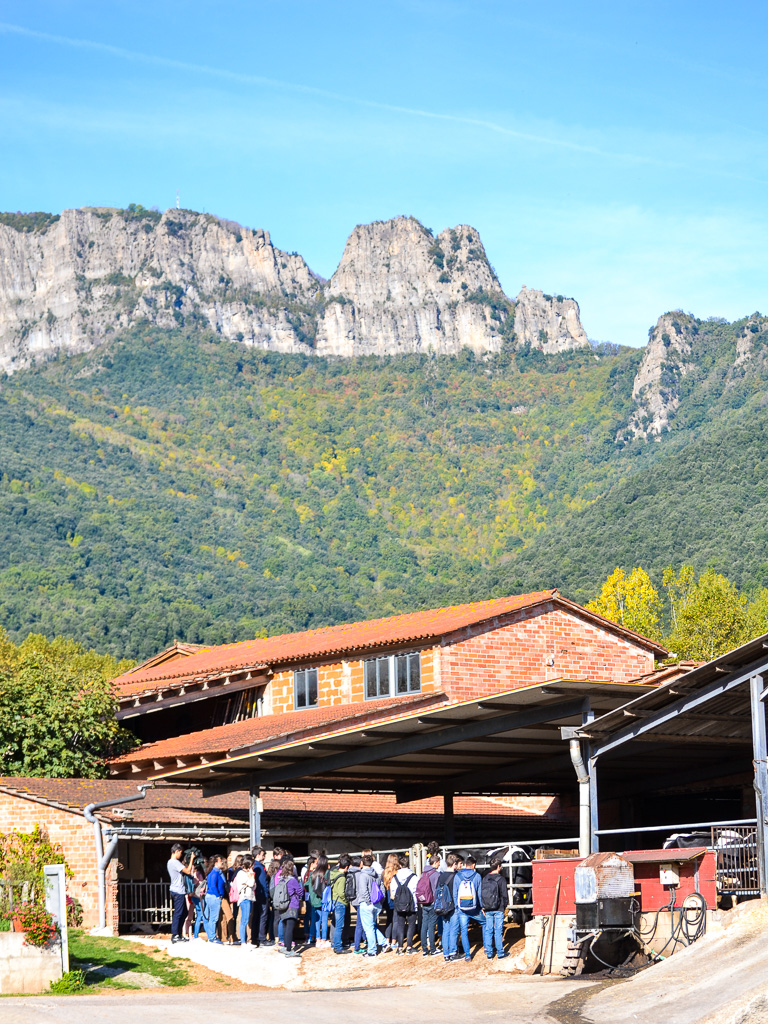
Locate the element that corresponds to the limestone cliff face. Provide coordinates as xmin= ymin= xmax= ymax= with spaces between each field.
xmin=316 ymin=217 xmax=510 ymax=357
xmin=621 ymin=312 xmax=697 ymax=439
xmin=0 ymin=208 xmax=591 ymax=371
xmin=0 ymin=207 xmax=321 ymax=372
xmin=512 ymin=286 xmax=590 ymax=353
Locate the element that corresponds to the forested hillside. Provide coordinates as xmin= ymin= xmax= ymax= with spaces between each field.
xmin=1 ymin=310 xmax=767 ymax=659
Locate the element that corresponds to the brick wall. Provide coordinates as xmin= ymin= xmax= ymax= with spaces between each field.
xmin=266 ymin=648 xmax=441 ymax=711
xmin=0 ymin=792 xmax=113 ymax=932
xmin=439 ymin=602 xmax=655 ymax=701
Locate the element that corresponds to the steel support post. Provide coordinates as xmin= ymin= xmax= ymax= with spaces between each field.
xmin=444 ymin=792 xmax=455 ymax=845
xmin=589 ymin=754 xmax=599 ymax=853
xmin=249 ymin=785 xmax=262 ymax=848
xmin=582 ymin=704 xmax=595 ymax=856
xmin=749 ymin=674 xmax=768 ymax=895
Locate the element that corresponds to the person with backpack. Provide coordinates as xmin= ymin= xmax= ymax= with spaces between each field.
xmin=453 ymin=853 xmax=484 ymax=961
xmin=380 ymin=853 xmax=399 ymax=950
xmin=302 ymin=853 xmax=319 ymax=944
xmin=389 ymin=853 xmax=418 ymax=954
xmin=354 ymin=853 xmax=387 ymax=956
xmin=481 ymin=857 xmax=510 ymax=960
xmin=267 ymin=854 xmax=285 ymax=947
xmin=274 ymin=859 xmax=304 ymax=957
xmin=434 ymin=852 xmax=461 ymax=961
xmin=416 ymin=854 xmax=441 ymax=956
xmin=329 ymin=854 xmax=353 ymax=954
xmin=307 ymin=853 xmax=330 ymax=948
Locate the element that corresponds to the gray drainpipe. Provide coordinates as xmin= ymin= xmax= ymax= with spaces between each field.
xmin=569 ymin=739 xmax=591 ymax=858
xmin=84 ymin=786 xmax=148 ymax=931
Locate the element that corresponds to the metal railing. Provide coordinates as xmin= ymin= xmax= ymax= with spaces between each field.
xmin=712 ymin=826 xmax=760 ymax=896
xmin=0 ymin=879 xmax=38 ymax=911
xmin=118 ymin=880 xmax=172 ymax=927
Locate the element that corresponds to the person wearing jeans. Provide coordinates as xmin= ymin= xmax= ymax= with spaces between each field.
xmin=329 ymin=854 xmax=352 ymax=953
xmin=204 ymin=855 xmax=228 ymax=944
xmin=167 ymin=844 xmax=190 ymax=944
xmin=481 ymin=858 xmax=509 ymax=959
xmin=453 ymin=855 xmax=485 ymax=961
xmin=356 ymin=855 xmax=386 ymax=956
xmin=234 ymin=856 xmax=257 ymax=946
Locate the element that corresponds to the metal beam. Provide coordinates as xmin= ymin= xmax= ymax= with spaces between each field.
xmin=750 ymin=674 xmax=768 ymax=896
xmin=590 ymin=656 xmax=768 ymax=758
xmin=249 ymin=785 xmax=261 ymax=848
xmin=589 ymin=754 xmax=599 ymax=853
xmin=201 ymin=697 xmax=587 ymax=797
xmin=444 ymin=793 xmax=455 ymax=844
xmin=395 ymin=753 xmax=568 ymax=803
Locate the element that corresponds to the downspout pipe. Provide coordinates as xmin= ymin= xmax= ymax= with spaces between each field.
xmin=84 ymin=786 xmax=148 ymax=932
xmin=569 ymin=739 xmax=591 ymax=858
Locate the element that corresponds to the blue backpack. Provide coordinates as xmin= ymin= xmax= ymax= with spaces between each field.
xmin=321 ymin=884 xmax=333 ymax=912
xmin=433 ymin=879 xmax=455 ymax=917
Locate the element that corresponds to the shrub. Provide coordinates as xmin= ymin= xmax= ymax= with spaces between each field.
xmin=49 ymin=969 xmax=87 ymax=994
xmin=66 ymin=895 xmax=84 ymax=928
xmin=14 ymin=902 xmax=56 ymax=947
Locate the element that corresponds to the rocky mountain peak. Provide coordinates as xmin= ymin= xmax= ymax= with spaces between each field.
xmin=0 ymin=207 xmax=591 ymax=370
xmin=512 ymin=286 xmax=590 ymax=352
xmin=621 ymin=311 xmax=698 ymax=440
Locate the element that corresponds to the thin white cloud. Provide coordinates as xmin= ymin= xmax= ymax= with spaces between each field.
xmin=1 ymin=19 xmax=765 ymax=183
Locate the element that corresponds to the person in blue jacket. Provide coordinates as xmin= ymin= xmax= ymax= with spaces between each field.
xmin=204 ymin=855 xmax=228 ymax=944
xmin=452 ymin=853 xmax=485 ymax=961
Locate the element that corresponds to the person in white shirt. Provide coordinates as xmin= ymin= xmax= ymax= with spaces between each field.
xmin=234 ymin=856 xmax=257 ymax=947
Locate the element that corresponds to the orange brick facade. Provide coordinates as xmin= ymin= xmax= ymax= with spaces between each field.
xmin=262 ymin=604 xmax=652 ymax=712
xmin=0 ymin=792 xmax=113 ymax=932
xmin=439 ymin=603 xmax=654 ymax=701
xmin=265 ymin=648 xmax=441 ymax=713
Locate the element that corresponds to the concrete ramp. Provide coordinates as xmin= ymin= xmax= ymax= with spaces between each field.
xmin=585 ymin=899 xmax=768 ymax=1024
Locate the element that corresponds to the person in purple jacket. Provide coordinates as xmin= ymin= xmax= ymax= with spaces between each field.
xmin=278 ymin=859 xmax=305 ymax=957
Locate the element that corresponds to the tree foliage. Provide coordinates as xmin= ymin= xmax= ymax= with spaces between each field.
xmin=588 ymin=564 xmax=760 ymax=661
xmin=0 ymin=631 xmax=137 ymax=777
xmin=586 ymin=566 xmax=662 ymax=639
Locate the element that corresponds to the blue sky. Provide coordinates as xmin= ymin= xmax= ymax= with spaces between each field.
xmin=1 ymin=2 xmax=765 ymax=346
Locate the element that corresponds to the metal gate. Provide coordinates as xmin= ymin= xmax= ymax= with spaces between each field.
xmin=118 ymin=880 xmax=172 ymax=928
xmin=712 ymin=826 xmax=760 ymax=896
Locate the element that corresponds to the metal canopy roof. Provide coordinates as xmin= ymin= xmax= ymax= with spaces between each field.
xmin=579 ymin=635 xmax=768 ymax=758
xmin=148 ymin=679 xmax=652 ymax=800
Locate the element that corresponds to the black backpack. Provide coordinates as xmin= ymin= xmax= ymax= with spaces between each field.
xmin=481 ymin=874 xmax=502 ymax=911
xmin=345 ymin=871 xmax=357 ymax=901
xmin=393 ymin=873 xmax=415 ymax=914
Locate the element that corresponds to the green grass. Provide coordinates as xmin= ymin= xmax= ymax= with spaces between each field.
xmin=68 ymin=930 xmax=191 ymax=991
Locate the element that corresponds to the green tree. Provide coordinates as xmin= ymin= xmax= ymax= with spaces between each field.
xmin=0 ymin=631 xmax=137 ymax=778
xmin=586 ymin=566 xmax=662 ymax=639
xmin=666 ymin=569 xmax=748 ymax=661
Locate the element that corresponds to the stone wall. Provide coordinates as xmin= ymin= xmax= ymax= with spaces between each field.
xmin=0 ymin=932 xmax=63 ymax=994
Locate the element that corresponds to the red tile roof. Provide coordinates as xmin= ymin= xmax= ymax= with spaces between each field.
xmin=109 ymin=691 xmax=446 ymax=768
xmin=113 ymin=591 xmax=561 ymax=697
xmin=0 ymin=776 xmax=568 ymax=828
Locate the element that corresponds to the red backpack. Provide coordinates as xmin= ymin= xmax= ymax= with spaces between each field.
xmin=415 ymin=867 xmax=438 ymax=905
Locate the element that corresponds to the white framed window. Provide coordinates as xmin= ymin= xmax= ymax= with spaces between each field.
xmin=364 ymin=652 xmax=421 ymax=699
xmin=294 ymin=667 xmax=318 ymax=709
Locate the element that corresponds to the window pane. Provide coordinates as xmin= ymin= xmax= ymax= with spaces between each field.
xmin=377 ymin=657 xmax=390 ymax=697
xmin=295 ymin=669 xmax=306 ymax=708
xmin=396 ymin=655 xmax=408 ymax=694
xmin=365 ymin=660 xmax=378 ymax=699
xmin=409 ymin=653 xmax=421 ymax=691
xmin=308 ymin=668 xmax=318 ymax=707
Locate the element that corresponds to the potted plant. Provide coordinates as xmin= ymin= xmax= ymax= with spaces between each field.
xmin=12 ymin=902 xmax=56 ymax=947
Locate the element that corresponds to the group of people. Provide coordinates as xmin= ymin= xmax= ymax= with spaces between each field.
xmin=168 ymin=841 xmax=512 ymax=961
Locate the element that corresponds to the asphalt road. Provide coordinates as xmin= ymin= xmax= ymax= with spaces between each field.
xmin=0 ymin=977 xmax=590 ymax=1024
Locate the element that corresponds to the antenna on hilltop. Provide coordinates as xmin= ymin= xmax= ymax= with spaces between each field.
xmin=176 ymin=189 xmax=180 ymax=210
